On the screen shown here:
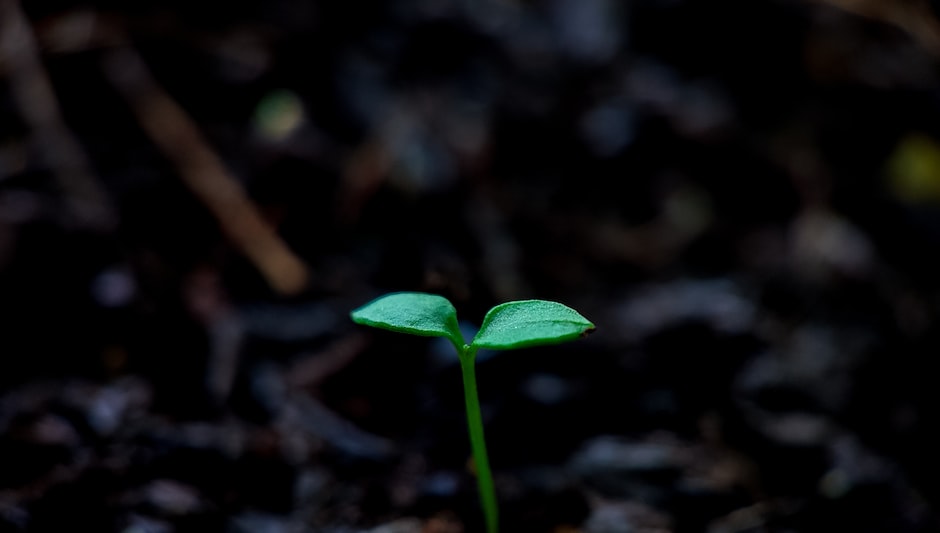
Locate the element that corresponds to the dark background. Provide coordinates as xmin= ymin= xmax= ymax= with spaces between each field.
xmin=4 ymin=0 xmax=940 ymax=531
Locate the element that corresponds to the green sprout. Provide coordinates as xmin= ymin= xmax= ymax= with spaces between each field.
xmin=350 ymin=292 xmax=595 ymax=533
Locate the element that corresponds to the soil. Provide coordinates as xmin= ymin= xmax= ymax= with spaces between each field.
xmin=4 ymin=0 xmax=940 ymax=531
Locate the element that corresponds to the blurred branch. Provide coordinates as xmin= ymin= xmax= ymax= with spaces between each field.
xmin=0 ymin=0 xmax=116 ymax=231
xmin=102 ymin=47 xmax=309 ymax=296
xmin=810 ymin=0 xmax=940 ymax=55
xmin=285 ymin=333 xmax=369 ymax=389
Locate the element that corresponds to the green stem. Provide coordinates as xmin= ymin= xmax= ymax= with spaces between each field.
xmin=458 ymin=345 xmax=499 ymax=533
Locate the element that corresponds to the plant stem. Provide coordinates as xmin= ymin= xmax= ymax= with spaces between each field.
xmin=459 ymin=346 xmax=499 ymax=533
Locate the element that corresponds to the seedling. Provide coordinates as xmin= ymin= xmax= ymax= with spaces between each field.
xmin=350 ymin=292 xmax=595 ymax=533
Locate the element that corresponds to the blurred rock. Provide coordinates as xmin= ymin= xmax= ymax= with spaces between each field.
xmin=239 ymin=303 xmax=338 ymax=342
xmin=582 ymin=499 xmax=672 ymax=533
xmin=744 ymin=411 xmax=836 ymax=448
xmin=90 ymin=265 xmax=137 ymax=308
xmin=569 ymin=435 xmax=683 ymax=500
xmin=822 ymin=434 xmax=896 ymax=497
xmin=420 ymin=470 xmax=461 ymax=499
xmin=579 ymin=98 xmax=636 ymax=157
xmin=614 ymin=279 xmax=756 ymax=342
xmin=790 ymin=208 xmax=876 ymax=282
xmin=571 ymin=435 xmax=679 ymax=474
xmin=280 ymin=392 xmax=396 ymax=459
xmin=229 ymin=511 xmax=298 ymax=533
xmin=549 ymin=0 xmax=623 ymax=64
xmin=28 ymin=414 xmax=80 ymax=451
xmin=522 ymin=372 xmax=576 ymax=406
xmin=706 ymin=502 xmax=771 ymax=533
xmin=121 ymin=514 xmax=173 ymax=533
xmin=734 ymin=324 xmax=874 ymax=416
xmin=85 ymin=378 xmax=152 ymax=437
xmin=294 ymin=467 xmax=331 ymax=510
xmin=140 ymin=479 xmax=204 ymax=516
xmin=424 ymin=512 xmax=464 ymax=533
xmin=363 ymin=518 xmax=422 ymax=533
xmin=0 ymin=499 xmax=28 ymax=530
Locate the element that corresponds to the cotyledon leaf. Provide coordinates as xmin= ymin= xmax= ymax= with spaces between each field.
xmin=350 ymin=292 xmax=465 ymax=347
xmin=470 ymin=300 xmax=594 ymax=350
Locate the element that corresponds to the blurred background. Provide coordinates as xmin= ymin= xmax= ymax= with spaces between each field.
xmin=4 ymin=0 xmax=940 ymax=531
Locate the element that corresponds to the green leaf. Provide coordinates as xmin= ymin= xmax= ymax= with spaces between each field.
xmin=351 ymin=292 xmax=464 ymax=347
xmin=470 ymin=300 xmax=594 ymax=350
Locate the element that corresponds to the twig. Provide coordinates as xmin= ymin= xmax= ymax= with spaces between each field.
xmin=101 ymin=46 xmax=309 ymax=295
xmin=810 ymin=0 xmax=940 ymax=56
xmin=0 ymin=0 xmax=116 ymax=231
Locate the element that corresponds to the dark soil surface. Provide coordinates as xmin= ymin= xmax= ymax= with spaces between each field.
xmin=5 ymin=0 xmax=940 ymax=531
